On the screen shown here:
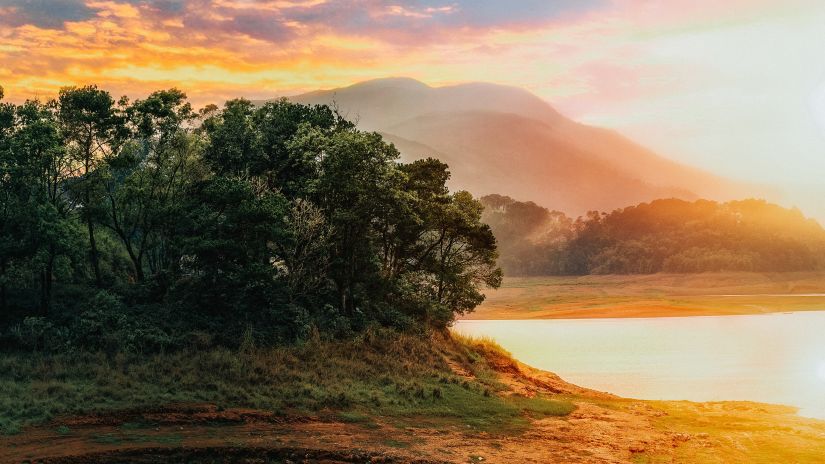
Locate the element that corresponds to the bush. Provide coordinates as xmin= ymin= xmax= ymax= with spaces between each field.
xmin=71 ymin=291 xmax=129 ymax=352
xmin=11 ymin=317 xmax=66 ymax=351
xmin=6 ymin=291 xmax=173 ymax=354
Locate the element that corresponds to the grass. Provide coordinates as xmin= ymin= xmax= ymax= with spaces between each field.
xmin=511 ymin=395 xmax=576 ymax=418
xmin=0 ymin=329 xmax=574 ymax=435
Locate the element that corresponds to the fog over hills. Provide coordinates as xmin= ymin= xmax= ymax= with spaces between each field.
xmin=282 ymin=77 xmax=753 ymax=215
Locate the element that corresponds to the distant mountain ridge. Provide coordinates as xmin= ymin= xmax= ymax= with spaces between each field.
xmin=275 ymin=77 xmax=752 ymax=214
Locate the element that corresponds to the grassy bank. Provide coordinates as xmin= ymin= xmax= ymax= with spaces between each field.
xmin=0 ymin=330 xmax=573 ymax=436
xmin=4 ymin=330 xmax=825 ymax=462
xmin=467 ymin=272 xmax=825 ymax=319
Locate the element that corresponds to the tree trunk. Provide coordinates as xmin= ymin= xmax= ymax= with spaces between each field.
xmin=124 ymin=243 xmax=144 ymax=282
xmin=337 ymin=280 xmax=349 ymax=316
xmin=133 ymin=256 xmax=144 ymax=282
xmin=1 ymin=258 xmax=7 ymax=313
xmin=84 ymin=139 xmax=102 ymax=288
xmin=40 ymin=247 xmax=55 ymax=316
xmin=87 ymin=216 xmax=102 ymax=287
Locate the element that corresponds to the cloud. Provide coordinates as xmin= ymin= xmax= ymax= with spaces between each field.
xmin=237 ymin=0 xmax=607 ymax=44
xmin=0 ymin=0 xmax=96 ymax=28
xmin=436 ymin=0 xmax=606 ymax=27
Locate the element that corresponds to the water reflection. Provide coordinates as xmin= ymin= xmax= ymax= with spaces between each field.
xmin=453 ymin=312 xmax=825 ymax=419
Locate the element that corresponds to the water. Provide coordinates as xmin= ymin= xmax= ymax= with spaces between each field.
xmin=453 ymin=312 xmax=825 ymax=419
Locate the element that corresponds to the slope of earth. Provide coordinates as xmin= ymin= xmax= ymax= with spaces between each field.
xmin=3 ymin=334 xmax=825 ymax=463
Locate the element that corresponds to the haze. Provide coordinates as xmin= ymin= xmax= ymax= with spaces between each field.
xmin=1 ymin=0 xmax=824 ymax=217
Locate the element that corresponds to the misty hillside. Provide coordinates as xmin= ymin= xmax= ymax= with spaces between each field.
xmin=482 ymin=195 xmax=825 ymax=276
xmin=282 ymin=77 xmax=751 ymax=214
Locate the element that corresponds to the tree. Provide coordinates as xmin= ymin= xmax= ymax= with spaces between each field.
xmin=0 ymin=90 xmax=23 ymax=313
xmin=388 ymin=160 xmax=502 ymax=326
xmin=12 ymin=100 xmax=79 ymax=314
xmin=424 ymin=191 xmax=501 ymax=323
xmin=201 ymin=99 xmax=257 ymax=180
xmin=101 ymin=89 xmax=199 ymax=281
xmin=173 ymin=176 xmax=293 ymax=337
xmin=58 ymin=86 xmax=124 ymax=287
xmin=312 ymin=129 xmax=405 ymax=317
xmin=273 ymin=198 xmax=332 ymax=305
xmin=252 ymin=99 xmax=350 ymax=197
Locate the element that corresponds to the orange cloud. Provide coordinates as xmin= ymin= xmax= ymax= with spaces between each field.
xmin=0 ymin=0 xmax=815 ymax=111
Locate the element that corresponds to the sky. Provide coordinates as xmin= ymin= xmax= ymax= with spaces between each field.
xmin=2 ymin=0 xmax=825 ymax=216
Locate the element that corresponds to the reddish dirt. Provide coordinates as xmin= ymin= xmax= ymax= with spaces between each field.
xmin=3 ymin=402 xmax=683 ymax=464
xmin=0 ymin=358 xmax=682 ymax=464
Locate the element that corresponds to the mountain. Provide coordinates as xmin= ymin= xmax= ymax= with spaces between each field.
xmin=282 ymin=77 xmax=751 ymax=214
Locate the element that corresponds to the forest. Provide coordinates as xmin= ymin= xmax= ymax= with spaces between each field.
xmin=482 ymin=195 xmax=825 ymax=276
xmin=0 ymin=85 xmax=501 ymax=352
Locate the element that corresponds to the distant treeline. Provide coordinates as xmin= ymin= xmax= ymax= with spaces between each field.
xmin=481 ymin=195 xmax=825 ymax=276
xmin=0 ymin=85 xmax=500 ymax=352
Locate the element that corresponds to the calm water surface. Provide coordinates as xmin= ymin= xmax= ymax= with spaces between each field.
xmin=453 ymin=312 xmax=825 ymax=419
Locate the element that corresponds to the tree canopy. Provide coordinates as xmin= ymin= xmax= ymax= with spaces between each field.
xmin=0 ymin=88 xmax=500 ymax=351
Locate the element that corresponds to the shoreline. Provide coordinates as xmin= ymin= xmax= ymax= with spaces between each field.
xmin=463 ymin=304 xmax=825 ymax=320
xmin=5 ymin=339 xmax=825 ymax=463
xmin=466 ymin=272 xmax=825 ymax=320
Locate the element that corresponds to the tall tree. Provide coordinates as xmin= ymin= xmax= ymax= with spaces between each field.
xmin=201 ymin=99 xmax=257 ymax=180
xmin=0 ymin=87 xmax=21 ymax=313
xmin=312 ymin=129 xmax=405 ymax=316
xmin=101 ymin=89 xmax=198 ymax=281
xmin=13 ymin=100 xmax=78 ymax=314
xmin=253 ymin=99 xmax=350 ymax=197
xmin=58 ymin=86 xmax=123 ymax=287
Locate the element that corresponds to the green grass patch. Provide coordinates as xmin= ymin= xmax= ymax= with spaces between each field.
xmin=336 ymin=411 xmax=372 ymax=423
xmin=382 ymin=438 xmax=412 ymax=449
xmin=0 ymin=330 xmax=571 ymax=436
xmin=93 ymin=433 xmax=122 ymax=445
xmin=510 ymin=395 xmax=576 ymax=418
xmin=120 ymin=421 xmax=152 ymax=431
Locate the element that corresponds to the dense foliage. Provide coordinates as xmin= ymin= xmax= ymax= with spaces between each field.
xmin=0 ymin=85 xmax=501 ymax=351
xmin=482 ymin=195 xmax=825 ymax=276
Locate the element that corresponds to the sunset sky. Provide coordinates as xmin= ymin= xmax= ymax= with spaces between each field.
xmin=2 ymin=0 xmax=825 ymax=214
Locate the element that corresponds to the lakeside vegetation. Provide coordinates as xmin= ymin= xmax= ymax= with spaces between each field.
xmin=0 ymin=329 xmax=574 ymax=435
xmin=0 ymin=84 xmax=500 ymax=353
xmin=482 ymin=195 xmax=825 ymax=276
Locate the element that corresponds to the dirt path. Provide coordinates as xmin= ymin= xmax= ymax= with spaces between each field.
xmin=3 ymin=399 xmax=684 ymax=464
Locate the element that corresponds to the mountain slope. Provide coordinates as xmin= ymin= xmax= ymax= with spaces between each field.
xmin=286 ymin=78 xmax=750 ymax=214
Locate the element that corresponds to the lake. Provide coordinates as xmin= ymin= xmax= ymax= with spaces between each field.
xmin=453 ymin=312 xmax=825 ymax=419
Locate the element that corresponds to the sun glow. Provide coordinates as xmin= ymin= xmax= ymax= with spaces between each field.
xmin=2 ymin=0 xmax=825 ymax=218
xmin=815 ymin=361 xmax=825 ymax=382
